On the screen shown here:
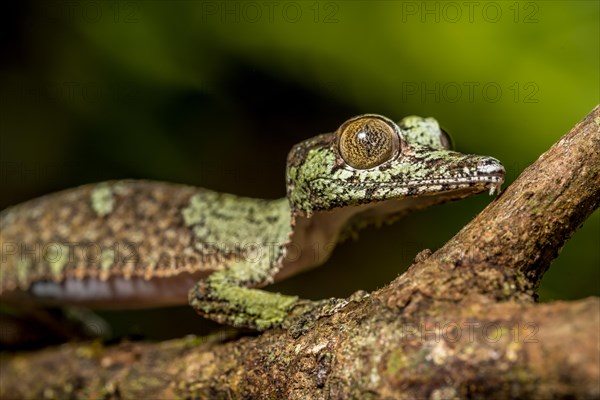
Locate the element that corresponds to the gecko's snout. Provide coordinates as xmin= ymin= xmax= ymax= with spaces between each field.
xmin=476 ymin=157 xmax=505 ymax=195
xmin=476 ymin=157 xmax=505 ymax=178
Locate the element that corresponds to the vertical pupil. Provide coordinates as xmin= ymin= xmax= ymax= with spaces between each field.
xmin=357 ymin=129 xmax=377 ymax=156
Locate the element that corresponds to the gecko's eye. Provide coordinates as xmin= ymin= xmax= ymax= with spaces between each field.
xmin=338 ymin=116 xmax=400 ymax=169
xmin=439 ymin=128 xmax=453 ymax=150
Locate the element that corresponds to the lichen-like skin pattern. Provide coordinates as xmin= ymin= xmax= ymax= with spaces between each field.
xmin=0 ymin=115 xmax=505 ymax=330
xmin=181 ymin=191 xmax=290 ymax=259
xmin=1 ymin=182 xmax=224 ymax=291
xmin=90 ymin=184 xmax=115 ymax=217
xmin=287 ymin=115 xmax=503 ymax=216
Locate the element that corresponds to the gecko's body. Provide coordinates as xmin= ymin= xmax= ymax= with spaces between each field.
xmin=0 ymin=115 xmax=505 ymax=331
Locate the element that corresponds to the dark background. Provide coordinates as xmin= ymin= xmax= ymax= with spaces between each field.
xmin=1 ymin=1 xmax=598 ymax=340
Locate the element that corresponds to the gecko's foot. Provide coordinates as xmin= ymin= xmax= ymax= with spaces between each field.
xmin=189 ymin=276 xmax=369 ymax=336
xmin=283 ymin=294 xmax=363 ymax=338
xmin=188 ymin=279 xmax=298 ymax=331
xmin=414 ymin=248 xmax=433 ymax=263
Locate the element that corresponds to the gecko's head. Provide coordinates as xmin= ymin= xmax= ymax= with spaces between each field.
xmin=286 ymin=114 xmax=505 ymax=216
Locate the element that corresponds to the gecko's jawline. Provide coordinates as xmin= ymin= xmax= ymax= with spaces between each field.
xmin=317 ymin=175 xmax=504 ymax=201
xmin=408 ymin=176 xmax=504 ymax=197
xmin=380 ymin=175 xmax=503 ymax=192
xmin=321 ymin=174 xmax=504 ymax=188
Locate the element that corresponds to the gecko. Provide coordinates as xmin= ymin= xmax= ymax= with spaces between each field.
xmin=0 ymin=115 xmax=505 ymax=334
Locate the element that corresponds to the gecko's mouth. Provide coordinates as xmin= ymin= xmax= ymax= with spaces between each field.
xmin=326 ymin=161 xmax=505 ymax=224
xmin=322 ymin=173 xmax=505 ymax=198
xmin=399 ymin=173 xmax=505 ymax=196
xmin=362 ymin=174 xmax=504 ymax=192
xmin=407 ymin=159 xmax=505 ymax=195
xmin=341 ymin=157 xmax=506 ymax=196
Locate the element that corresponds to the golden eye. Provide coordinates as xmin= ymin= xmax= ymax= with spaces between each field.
xmin=338 ymin=116 xmax=400 ymax=169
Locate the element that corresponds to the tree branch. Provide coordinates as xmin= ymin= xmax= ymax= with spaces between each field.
xmin=381 ymin=104 xmax=600 ymax=312
xmin=1 ymin=106 xmax=599 ymax=399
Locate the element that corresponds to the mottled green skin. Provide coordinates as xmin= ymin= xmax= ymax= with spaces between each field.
xmin=181 ymin=191 xmax=290 ymax=259
xmin=1 ymin=115 xmax=504 ymax=332
xmin=287 ymin=116 xmax=502 ymax=216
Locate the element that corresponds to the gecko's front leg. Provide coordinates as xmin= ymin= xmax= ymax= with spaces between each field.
xmin=188 ymin=260 xmax=351 ymax=335
xmin=188 ymin=262 xmax=298 ymax=331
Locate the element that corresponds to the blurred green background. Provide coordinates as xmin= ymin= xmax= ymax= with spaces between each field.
xmin=1 ymin=0 xmax=598 ymax=340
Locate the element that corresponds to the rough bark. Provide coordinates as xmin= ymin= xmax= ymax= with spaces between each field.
xmin=1 ymin=106 xmax=599 ymax=399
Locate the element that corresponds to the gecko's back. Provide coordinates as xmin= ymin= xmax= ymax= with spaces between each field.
xmin=0 ymin=180 xmax=226 ymax=306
